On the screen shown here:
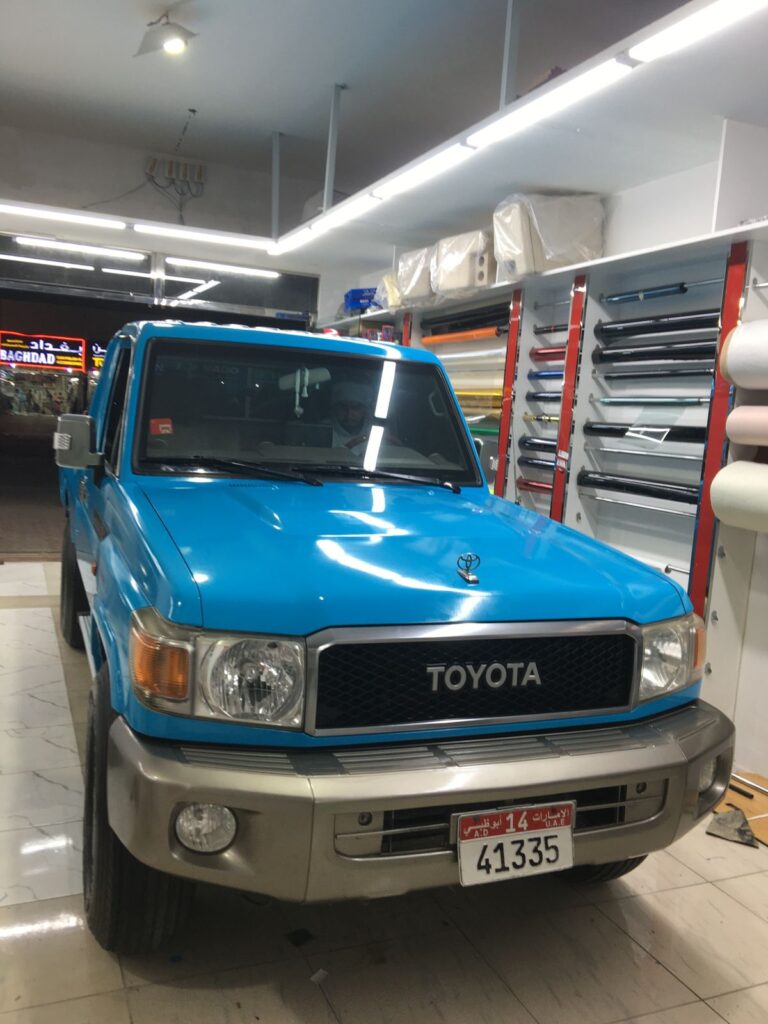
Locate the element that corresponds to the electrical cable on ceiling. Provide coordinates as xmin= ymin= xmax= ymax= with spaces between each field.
xmin=80 ymin=109 xmax=204 ymax=224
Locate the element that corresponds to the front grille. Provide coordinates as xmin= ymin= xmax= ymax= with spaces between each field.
xmin=314 ymin=632 xmax=636 ymax=731
xmin=334 ymin=780 xmax=667 ymax=857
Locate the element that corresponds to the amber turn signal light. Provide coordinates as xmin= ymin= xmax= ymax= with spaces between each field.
xmin=130 ymin=624 xmax=190 ymax=701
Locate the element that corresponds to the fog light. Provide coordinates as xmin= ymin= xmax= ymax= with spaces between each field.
xmin=698 ymin=758 xmax=717 ymax=794
xmin=175 ymin=803 xmax=236 ymax=853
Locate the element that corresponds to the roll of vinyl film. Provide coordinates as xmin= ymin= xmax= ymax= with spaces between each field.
xmin=726 ymin=404 xmax=768 ymax=446
xmin=711 ymin=461 xmax=768 ymax=532
xmin=720 ymin=320 xmax=768 ymax=388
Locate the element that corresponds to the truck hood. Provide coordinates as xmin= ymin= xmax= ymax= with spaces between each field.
xmin=141 ymin=479 xmax=687 ymax=633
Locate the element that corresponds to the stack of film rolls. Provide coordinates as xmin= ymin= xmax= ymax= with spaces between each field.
xmin=711 ymin=318 xmax=768 ymax=532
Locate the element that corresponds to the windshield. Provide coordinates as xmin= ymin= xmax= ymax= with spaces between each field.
xmin=136 ymin=338 xmax=481 ymax=486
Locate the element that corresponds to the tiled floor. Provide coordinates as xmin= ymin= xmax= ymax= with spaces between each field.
xmin=1 ymin=562 xmax=768 ymax=1023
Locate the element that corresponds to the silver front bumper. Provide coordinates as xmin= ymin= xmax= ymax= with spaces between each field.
xmin=107 ymin=701 xmax=733 ymax=902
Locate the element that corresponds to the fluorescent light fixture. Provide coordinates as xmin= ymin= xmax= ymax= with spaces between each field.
xmin=372 ymin=144 xmax=476 ymax=199
xmin=363 ymin=425 xmax=385 ymax=472
xmin=15 ymin=236 xmax=145 ymax=261
xmin=174 ymin=280 xmax=220 ymax=301
xmin=133 ymin=223 xmax=272 ymax=251
xmin=101 ymin=268 xmax=205 ymax=284
xmin=0 ymin=253 xmax=94 ymax=271
xmin=311 ymin=194 xmax=382 ymax=236
xmin=166 ymin=257 xmax=280 ymax=278
xmin=374 ymin=361 xmax=397 ymax=420
xmin=268 ymin=227 xmax=315 ymax=256
xmin=0 ymin=202 xmax=126 ymax=230
xmin=628 ymin=0 xmax=768 ymax=63
xmin=467 ymin=59 xmax=632 ymax=149
xmin=135 ymin=13 xmax=197 ymax=57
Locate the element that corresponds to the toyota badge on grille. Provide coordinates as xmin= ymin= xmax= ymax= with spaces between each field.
xmin=457 ymin=552 xmax=480 ymax=585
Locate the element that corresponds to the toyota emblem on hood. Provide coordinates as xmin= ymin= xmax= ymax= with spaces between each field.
xmin=457 ymin=552 xmax=480 ymax=585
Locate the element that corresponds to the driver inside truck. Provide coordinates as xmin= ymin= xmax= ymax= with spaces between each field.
xmin=330 ymin=380 xmax=373 ymax=453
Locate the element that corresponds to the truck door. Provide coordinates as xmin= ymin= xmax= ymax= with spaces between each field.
xmin=71 ymin=344 xmax=131 ymax=598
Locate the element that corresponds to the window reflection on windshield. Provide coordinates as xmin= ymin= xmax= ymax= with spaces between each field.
xmin=137 ymin=339 xmax=480 ymax=485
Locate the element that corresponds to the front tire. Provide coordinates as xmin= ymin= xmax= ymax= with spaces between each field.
xmin=60 ymin=525 xmax=87 ymax=650
xmin=83 ymin=664 xmax=194 ymax=953
xmin=568 ymin=856 xmax=647 ymax=883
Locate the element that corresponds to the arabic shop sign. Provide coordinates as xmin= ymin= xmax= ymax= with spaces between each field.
xmin=88 ymin=342 xmax=106 ymax=371
xmin=0 ymin=331 xmax=86 ymax=372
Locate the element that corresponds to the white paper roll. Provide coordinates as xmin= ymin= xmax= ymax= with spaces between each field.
xmin=720 ymin=321 xmax=768 ymax=388
xmin=726 ymin=404 xmax=768 ymax=446
xmin=711 ymin=460 xmax=768 ymax=532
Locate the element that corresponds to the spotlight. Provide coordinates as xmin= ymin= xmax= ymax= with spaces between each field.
xmin=135 ymin=12 xmax=196 ymax=57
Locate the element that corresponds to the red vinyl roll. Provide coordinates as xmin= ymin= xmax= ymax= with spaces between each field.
xmin=530 ymin=346 xmax=566 ymax=362
xmin=516 ymin=477 xmax=553 ymax=493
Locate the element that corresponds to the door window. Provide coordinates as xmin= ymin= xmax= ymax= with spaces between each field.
xmin=103 ymin=349 xmax=130 ymax=471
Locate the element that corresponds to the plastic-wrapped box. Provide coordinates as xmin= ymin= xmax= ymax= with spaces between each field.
xmin=494 ymin=194 xmax=604 ymax=282
xmin=397 ymin=246 xmax=435 ymax=303
xmin=432 ymin=230 xmax=496 ymax=297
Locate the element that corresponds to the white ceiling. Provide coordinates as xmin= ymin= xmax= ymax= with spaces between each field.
xmin=0 ymin=0 xmax=683 ymax=192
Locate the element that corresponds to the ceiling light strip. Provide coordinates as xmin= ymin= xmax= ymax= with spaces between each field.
xmin=629 ymin=0 xmax=768 ymax=63
xmin=133 ymin=223 xmax=273 ymax=251
xmin=165 ymin=256 xmax=280 ymax=278
xmin=15 ymin=236 xmax=145 ymax=261
xmin=0 ymin=253 xmax=95 ymax=271
xmin=174 ymin=280 xmax=220 ymax=302
xmin=0 ymin=203 xmax=126 ymax=230
xmin=467 ymin=59 xmax=632 ymax=149
xmin=100 ymin=268 xmax=205 ymax=284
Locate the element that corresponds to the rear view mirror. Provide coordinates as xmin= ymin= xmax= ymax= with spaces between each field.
xmin=53 ymin=414 xmax=103 ymax=469
xmin=474 ymin=437 xmax=484 ymax=457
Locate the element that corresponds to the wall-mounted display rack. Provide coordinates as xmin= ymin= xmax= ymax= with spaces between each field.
xmin=380 ymin=225 xmax=759 ymax=618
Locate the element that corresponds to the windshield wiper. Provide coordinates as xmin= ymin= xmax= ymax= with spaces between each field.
xmin=291 ymin=462 xmax=461 ymax=493
xmin=143 ymin=455 xmax=322 ymax=486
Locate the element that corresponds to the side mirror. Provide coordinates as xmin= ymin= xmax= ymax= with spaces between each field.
xmin=53 ymin=414 xmax=103 ymax=469
xmin=474 ymin=437 xmax=484 ymax=457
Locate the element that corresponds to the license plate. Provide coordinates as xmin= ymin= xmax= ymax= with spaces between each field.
xmin=457 ymin=801 xmax=575 ymax=886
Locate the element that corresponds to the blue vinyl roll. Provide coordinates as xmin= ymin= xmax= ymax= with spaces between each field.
xmin=528 ymin=370 xmax=564 ymax=380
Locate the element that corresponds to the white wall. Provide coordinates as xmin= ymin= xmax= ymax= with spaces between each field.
xmin=733 ymin=533 xmax=768 ymax=774
xmin=604 ymin=162 xmax=719 ymax=256
xmin=713 ymin=119 xmax=768 ymax=232
xmin=0 ymin=122 xmax=318 ymax=237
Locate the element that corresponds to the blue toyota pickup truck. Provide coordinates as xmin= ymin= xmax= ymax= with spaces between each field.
xmin=54 ymin=320 xmax=734 ymax=953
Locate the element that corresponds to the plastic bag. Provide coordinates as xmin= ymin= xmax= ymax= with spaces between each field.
xmin=493 ymin=193 xmax=604 ymax=280
xmin=374 ymin=272 xmax=402 ymax=312
xmin=431 ymin=229 xmax=497 ymax=297
xmin=397 ymin=246 xmax=436 ymax=304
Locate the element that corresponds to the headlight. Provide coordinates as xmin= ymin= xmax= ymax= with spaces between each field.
xmin=130 ymin=608 xmax=305 ymax=727
xmin=639 ymin=613 xmax=705 ymax=702
xmin=200 ymin=637 xmax=304 ymax=726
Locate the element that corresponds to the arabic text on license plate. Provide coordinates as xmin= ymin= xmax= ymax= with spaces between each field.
xmin=457 ymin=802 xmax=575 ymax=886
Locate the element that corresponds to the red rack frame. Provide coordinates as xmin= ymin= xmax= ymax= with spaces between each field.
xmin=494 ymin=289 xmax=524 ymax=497
xmin=549 ymin=274 xmax=587 ymax=522
xmin=688 ymin=240 xmax=749 ymax=617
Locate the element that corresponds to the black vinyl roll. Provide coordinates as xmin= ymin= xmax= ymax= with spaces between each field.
xmin=592 ymin=340 xmax=717 ymax=364
xmin=518 ymin=456 xmax=555 ymax=471
xmin=519 ymin=435 xmax=557 ymax=451
xmin=594 ymin=309 xmax=719 ymax=340
xmin=577 ymin=470 xmax=699 ymax=505
xmin=526 ymin=391 xmax=562 ymax=403
xmin=598 ymin=366 xmax=714 ymax=381
xmin=533 ymin=323 xmax=568 ymax=335
xmin=584 ymin=421 xmax=706 ymax=443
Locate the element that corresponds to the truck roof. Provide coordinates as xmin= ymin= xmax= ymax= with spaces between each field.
xmin=114 ymin=320 xmax=440 ymax=365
